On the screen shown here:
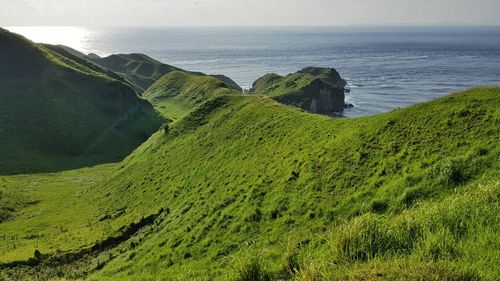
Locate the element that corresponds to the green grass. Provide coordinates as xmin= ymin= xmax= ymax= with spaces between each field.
xmin=143 ymin=71 xmax=236 ymax=120
xmin=2 ymin=87 xmax=494 ymax=280
xmin=250 ymin=67 xmax=345 ymax=97
xmin=81 ymin=87 xmax=498 ymax=281
xmin=211 ymin=74 xmax=243 ymax=92
xmin=249 ymin=67 xmax=346 ymax=114
xmin=0 ymin=28 xmax=165 ymax=175
xmin=250 ymin=72 xmax=316 ymax=96
xmin=0 ymin=35 xmax=498 ymax=280
xmin=88 ymin=53 xmax=196 ymax=93
xmin=88 ymin=54 xmax=242 ymax=94
xmin=230 ymin=180 xmax=499 ymax=281
xmin=0 ymin=164 xmax=117 ymax=262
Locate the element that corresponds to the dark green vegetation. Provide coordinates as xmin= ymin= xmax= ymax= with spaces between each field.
xmin=1 ymin=84 xmax=498 ymax=280
xmin=87 ymin=53 xmax=197 ymax=93
xmin=250 ymin=67 xmax=347 ymax=115
xmin=0 ymin=28 xmax=165 ymax=175
xmin=86 ymin=53 xmax=242 ymax=94
xmin=50 ymin=45 xmax=243 ymax=95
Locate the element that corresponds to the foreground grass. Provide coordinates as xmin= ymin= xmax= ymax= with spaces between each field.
xmin=229 ymin=180 xmax=499 ymax=281
xmin=89 ymin=87 xmax=498 ymax=280
xmin=0 ymin=164 xmax=117 ymax=263
xmin=0 ymin=87 xmax=498 ymax=280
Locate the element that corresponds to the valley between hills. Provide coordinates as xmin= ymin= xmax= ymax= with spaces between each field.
xmin=0 ymin=27 xmax=499 ymax=281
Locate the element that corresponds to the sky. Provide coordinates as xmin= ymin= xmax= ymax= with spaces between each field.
xmin=1 ymin=0 xmax=500 ymax=27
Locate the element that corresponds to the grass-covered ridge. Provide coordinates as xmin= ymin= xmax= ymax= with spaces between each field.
xmin=87 ymin=53 xmax=195 ymax=93
xmin=88 ymin=53 xmax=242 ymax=94
xmin=143 ymin=70 xmax=236 ymax=120
xmin=86 ymin=87 xmax=498 ymax=280
xmin=2 ymin=87 xmax=496 ymax=280
xmin=250 ymin=67 xmax=347 ymax=115
xmin=0 ymin=28 xmax=165 ymax=175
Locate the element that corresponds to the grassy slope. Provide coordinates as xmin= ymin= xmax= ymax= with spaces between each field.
xmin=88 ymin=54 xmax=192 ymax=93
xmin=0 ymin=28 xmax=165 ymax=175
xmin=42 ymin=44 xmax=134 ymax=88
xmin=0 ymin=165 xmax=117 ymax=262
xmin=88 ymin=54 xmax=242 ymax=94
xmin=142 ymin=71 xmax=235 ymax=120
xmin=0 ymin=87 xmax=498 ymax=280
xmin=210 ymin=74 xmax=243 ymax=92
xmin=91 ymin=87 xmax=497 ymax=280
xmin=251 ymin=72 xmax=315 ymax=97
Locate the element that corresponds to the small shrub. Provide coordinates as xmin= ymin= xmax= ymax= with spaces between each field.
xmin=474 ymin=147 xmax=488 ymax=156
xmin=371 ymin=200 xmax=388 ymax=213
xmin=183 ymin=251 xmax=192 ymax=259
xmin=439 ymin=159 xmax=466 ymax=186
xmin=33 ymin=249 xmax=42 ymax=260
xmin=160 ymin=123 xmax=170 ymax=135
xmin=127 ymin=252 xmax=136 ymax=261
xmin=270 ymin=209 xmax=279 ymax=220
xmin=308 ymin=211 xmax=316 ymax=219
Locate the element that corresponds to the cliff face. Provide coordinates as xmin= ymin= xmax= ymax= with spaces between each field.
xmin=250 ymin=67 xmax=347 ymax=115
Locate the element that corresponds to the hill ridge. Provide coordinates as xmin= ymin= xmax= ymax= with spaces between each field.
xmin=0 ymin=28 xmax=165 ymax=174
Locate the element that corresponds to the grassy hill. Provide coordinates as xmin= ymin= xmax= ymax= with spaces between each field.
xmin=0 ymin=87 xmax=498 ymax=280
xmin=88 ymin=53 xmax=242 ymax=94
xmin=42 ymin=44 xmax=134 ymax=87
xmin=0 ymin=28 xmax=165 ymax=175
xmin=87 ymin=53 xmax=193 ymax=93
xmin=210 ymin=74 xmax=243 ymax=93
xmin=250 ymin=67 xmax=347 ymax=115
xmin=142 ymin=70 xmax=236 ymax=120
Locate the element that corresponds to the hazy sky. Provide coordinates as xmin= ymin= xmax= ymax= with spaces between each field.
xmin=1 ymin=0 xmax=500 ymax=26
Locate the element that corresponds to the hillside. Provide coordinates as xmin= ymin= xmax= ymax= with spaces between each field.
xmin=42 ymin=44 xmax=134 ymax=87
xmin=87 ymin=53 xmax=192 ymax=93
xmin=1 ymin=87 xmax=498 ymax=280
xmin=250 ymin=67 xmax=347 ymax=115
xmin=142 ymin=70 xmax=235 ymax=120
xmin=210 ymin=74 xmax=243 ymax=92
xmin=0 ymin=28 xmax=165 ymax=175
xmin=88 ymin=53 xmax=242 ymax=94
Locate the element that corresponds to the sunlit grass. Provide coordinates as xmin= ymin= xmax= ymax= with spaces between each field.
xmin=1 ymin=87 xmax=498 ymax=280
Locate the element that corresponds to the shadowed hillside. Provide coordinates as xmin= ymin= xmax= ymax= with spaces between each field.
xmin=87 ymin=53 xmax=242 ymax=94
xmin=0 ymin=28 xmax=165 ymax=175
xmin=87 ymin=53 xmax=193 ymax=93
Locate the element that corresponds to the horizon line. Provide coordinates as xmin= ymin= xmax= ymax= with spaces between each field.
xmin=4 ymin=23 xmax=500 ymax=28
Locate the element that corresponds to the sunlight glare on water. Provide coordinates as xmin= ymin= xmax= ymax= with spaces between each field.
xmin=6 ymin=26 xmax=90 ymax=53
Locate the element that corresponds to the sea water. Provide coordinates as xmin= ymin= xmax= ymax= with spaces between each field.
xmin=8 ymin=26 xmax=500 ymax=117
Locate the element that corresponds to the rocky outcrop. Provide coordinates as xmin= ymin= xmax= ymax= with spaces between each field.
xmin=250 ymin=67 xmax=347 ymax=116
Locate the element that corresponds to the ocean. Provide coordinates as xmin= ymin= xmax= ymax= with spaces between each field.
xmin=8 ymin=26 xmax=500 ymax=117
